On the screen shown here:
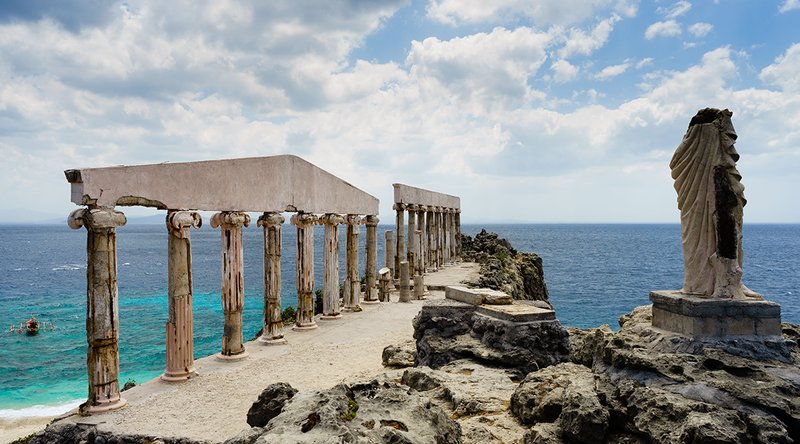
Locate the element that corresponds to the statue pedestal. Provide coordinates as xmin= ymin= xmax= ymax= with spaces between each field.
xmin=650 ymin=290 xmax=782 ymax=337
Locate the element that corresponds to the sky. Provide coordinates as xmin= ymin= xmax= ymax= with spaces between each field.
xmin=0 ymin=0 xmax=798 ymax=224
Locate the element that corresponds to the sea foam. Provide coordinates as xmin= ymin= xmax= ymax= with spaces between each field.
xmin=0 ymin=399 xmax=82 ymax=419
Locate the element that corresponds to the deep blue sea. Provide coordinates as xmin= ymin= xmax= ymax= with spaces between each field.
xmin=0 ymin=223 xmax=797 ymax=418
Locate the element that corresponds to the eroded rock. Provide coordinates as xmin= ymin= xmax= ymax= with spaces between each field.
xmin=382 ymin=340 xmax=417 ymax=368
xmin=459 ymin=230 xmax=549 ymax=304
xmin=246 ymin=382 xmax=298 ymax=427
xmin=238 ymin=376 xmax=461 ymax=444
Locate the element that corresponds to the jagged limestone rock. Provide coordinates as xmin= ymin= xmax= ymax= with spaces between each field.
xmin=246 ymin=382 xmax=298 ymax=427
xmin=382 ymin=340 xmax=417 ymax=368
xmin=414 ymin=299 xmax=570 ymax=376
xmin=519 ymin=305 xmax=800 ymax=444
xmin=459 ymin=230 xmax=549 ymax=304
xmin=238 ymin=377 xmax=461 ymax=444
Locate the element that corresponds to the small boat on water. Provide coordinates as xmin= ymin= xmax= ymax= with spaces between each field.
xmin=8 ymin=317 xmax=56 ymax=335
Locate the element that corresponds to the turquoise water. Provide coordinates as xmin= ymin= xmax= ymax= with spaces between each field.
xmin=0 ymin=223 xmax=797 ymax=416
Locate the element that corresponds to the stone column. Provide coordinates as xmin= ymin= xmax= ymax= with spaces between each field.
xmin=399 ymin=261 xmax=411 ymax=303
xmin=343 ymin=214 xmax=362 ymax=311
xmin=68 ymin=207 xmax=127 ymax=414
xmin=448 ymin=208 xmax=456 ymax=262
xmin=384 ymin=230 xmax=395 ymax=279
xmin=291 ymin=212 xmax=318 ymax=330
xmin=416 ymin=206 xmax=426 ymax=274
xmin=455 ymin=209 xmax=461 ymax=259
xmin=414 ymin=229 xmax=425 ymax=300
xmin=258 ymin=212 xmax=287 ymax=344
xmin=318 ymin=214 xmax=344 ymax=320
xmin=211 ymin=211 xmax=250 ymax=360
xmin=436 ymin=207 xmax=444 ymax=269
xmin=163 ymin=210 xmax=201 ymax=382
xmin=407 ymin=204 xmax=417 ymax=277
xmin=363 ymin=215 xmax=379 ymax=303
xmin=425 ymin=208 xmax=435 ymax=272
xmin=394 ymin=203 xmax=406 ymax=280
xmin=443 ymin=209 xmax=451 ymax=265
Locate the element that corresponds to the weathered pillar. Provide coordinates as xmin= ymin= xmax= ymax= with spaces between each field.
xmin=379 ymin=269 xmax=391 ymax=302
xmin=407 ymin=204 xmax=417 ymax=277
xmin=399 ymin=261 xmax=411 ymax=303
xmin=384 ymin=230 xmax=395 ymax=279
xmin=394 ymin=203 xmax=406 ymax=279
xmin=291 ymin=212 xmax=318 ymax=330
xmin=414 ymin=229 xmax=425 ymax=300
xmin=211 ymin=211 xmax=250 ymax=360
xmin=318 ymin=214 xmax=344 ymax=320
xmin=343 ymin=214 xmax=362 ymax=311
xmin=436 ymin=207 xmax=444 ymax=269
xmin=258 ymin=212 xmax=287 ymax=344
xmin=68 ymin=207 xmax=127 ymax=413
xmin=363 ymin=215 xmax=379 ymax=303
xmin=455 ymin=209 xmax=461 ymax=259
xmin=425 ymin=208 xmax=435 ymax=272
xmin=416 ymin=206 xmax=426 ymax=274
xmin=163 ymin=210 xmax=201 ymax=382
xmin=443 ymin=209 xmax=451 ymax=265
xmin=448 ymin=208 xmax=455 ymax=262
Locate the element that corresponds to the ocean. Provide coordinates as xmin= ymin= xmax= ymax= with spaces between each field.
xmin=0 ymin=223 xmax=797 ymax=418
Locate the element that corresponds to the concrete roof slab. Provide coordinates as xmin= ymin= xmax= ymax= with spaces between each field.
xmin=66 ymin=155 xmax=379 ymax=214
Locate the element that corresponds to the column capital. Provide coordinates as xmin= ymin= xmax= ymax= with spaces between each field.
xmin=211 ymin=211 xmax=250 ymax=229
xmin=455 ymin=208 xmax=461 ymax=214
xmin=345 ymin=214 xmax=362 ymax=225
xmin=434 ymin=206 xmax=443 ymax=213
xmin=317 ymin=213 xmax=344 ymax=226
xmin=290 ymin=212 xmax=316 ymax=227
xmin=406 ymin=204 xmax=418 ymax=212
xmin=257 ymin=212 xmax=285 ymax=228
xmin=393 ymin=202 xmax=407 ymax=211
xmin=68 ymin=207 xmax=126 ymax=230
xmin=417 ymin=205 xmax=428 ymax=212
xmin=167 ymin=210 xmax=201 ymax=239
xmin=364 ymin=215 xmax=379 ymax=226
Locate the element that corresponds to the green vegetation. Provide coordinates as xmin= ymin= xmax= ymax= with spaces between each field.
xmin=281 ymin=306 xmax=297 ymax=324
xmin=340 ymin=399 xmax=359 ymax=421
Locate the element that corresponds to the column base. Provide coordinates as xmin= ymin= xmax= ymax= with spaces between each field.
xmin=216 ymin=351 xmax=250 ymax=361
xmin=361 ymin=299 xmax=380 ymax=305
xmin=320 ymin=313 xmax=343 ymax=320
xmin=342 ymin=305 xmax=363 ymax=312
xmin=258 ymin=336 xmax=288 ymax=345
xmin=83 ymin=397 xmax=127 ymax=414
xmin=160 ymin=369 xmax=197 ymax=382
xmin=292 ymin=322 xmax=319 ymax=331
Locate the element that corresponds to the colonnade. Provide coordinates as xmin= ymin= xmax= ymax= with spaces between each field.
xmin=390 ymin=204 xmax=461 ymax=280
xmin=68 ymin=205 xmax=378 ymax=414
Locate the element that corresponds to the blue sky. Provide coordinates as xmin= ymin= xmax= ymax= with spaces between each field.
xmin=0 ymin=0 xmax=798 ymax=223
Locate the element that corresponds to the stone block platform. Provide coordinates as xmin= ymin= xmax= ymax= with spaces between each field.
xmin=650 ymin=290 xmax=782 ymax=337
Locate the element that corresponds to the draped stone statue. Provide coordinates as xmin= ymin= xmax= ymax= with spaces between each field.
xmin=670 ymin=108 xmax=761 ymax=299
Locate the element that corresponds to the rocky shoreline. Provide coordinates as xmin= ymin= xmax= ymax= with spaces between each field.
xmin=28 ymin=231 xmax=800 ymax=444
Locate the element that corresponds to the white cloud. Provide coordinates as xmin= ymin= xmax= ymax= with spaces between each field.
xmin=760 ymin=43 xmax=800 ymax=92
xmin=779 ymin=0 xmax=800 ymax=13
xmin=595 ymin=62 xmax=631 ymax=80
xmin=426 ymin=0 xmax=638 ymax=27
xmin=688 ymin=22 xmax=713 ymax=37
xmin=644 ymin=20 xmax=681 ymax=39
xmin=1 ymin=2 xmax=798 ymax=224
xmin=558 ymin=15 xmax=620 ymax=58
xmin=658 ymin=1 xmax=692 ymax=19
xmin=636 ymin=57 xmax=654 ymax=69
xmin=551 ymin=59 xmax=579 ymax=82
xmin=406 ymin=27 xmax=551 ymax=106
